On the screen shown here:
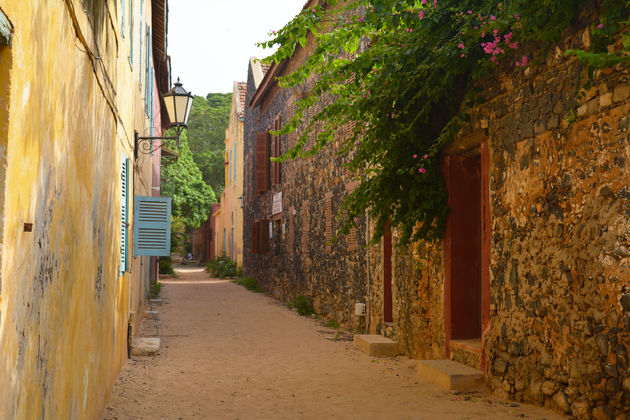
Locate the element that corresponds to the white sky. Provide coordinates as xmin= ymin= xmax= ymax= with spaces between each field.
xmin=168 ymin=0 xmax=306 ymax=95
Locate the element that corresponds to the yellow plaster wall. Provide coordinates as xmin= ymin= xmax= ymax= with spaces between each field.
xmin=216 ymin=84 xmax=244 ymax=266
xmin=0 ymin=0 xmax=158 ymax=418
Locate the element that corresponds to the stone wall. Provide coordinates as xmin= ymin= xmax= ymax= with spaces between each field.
xmin=483 ymin=59 xmax=630 ymax=417
xmin=371 ymin=24 xmax=630 ymax=418
xmin=243 ymin=44 xmax=370 ymax=330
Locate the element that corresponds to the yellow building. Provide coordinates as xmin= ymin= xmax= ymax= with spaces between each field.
xmin=215 ymin=81 xmax=246 ymax=266
xmin=0 ymin=1 xmax=172 ymax=418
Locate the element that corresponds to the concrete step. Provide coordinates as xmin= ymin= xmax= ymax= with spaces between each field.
xmin=353 ymin=334 xmax=399 ymax=357
xmin=150 ymin=298 xmax=162 ymax=305
xmin=417 ymin=359 xmax=485 ymax=392
xmin=130 ymin=337 xmax=160 ymax=356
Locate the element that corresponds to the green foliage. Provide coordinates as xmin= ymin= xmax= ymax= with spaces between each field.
xmin=260 ymin=0 xmax=628 ymax=245
xmin=324 ymin=319 xmax=340 ymax=329
xmin=150 ymin=281 xmax=163 ymax=298
xmin=161 ymin=131 xmax=216 ymax=230
xmin=565 ymin=0 xmax=630 ymax=68
xmin=185 ymin=94 xmax=232 ymax=195
xmin=206 ymin=256 xmax=238 ymax=278
xmin=159 ymin=257 xmax=175 ymax=275
xmin=288 ymin=295 xmax=315 ymax=316
xmin=234 ymin=276 xmax=264 ymax=293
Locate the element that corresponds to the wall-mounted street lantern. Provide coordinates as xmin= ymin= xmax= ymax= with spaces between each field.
xmin=135 ymin=78 xmax=194 ymax=158
xmin=238 ymin=195 xmax=244 ymax=209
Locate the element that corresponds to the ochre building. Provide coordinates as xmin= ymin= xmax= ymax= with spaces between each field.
xmin=0 ymin=0 xmax=173 ymax=418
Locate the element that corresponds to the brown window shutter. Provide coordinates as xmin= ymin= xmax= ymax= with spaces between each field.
xmin=252 ymin=221 xmax=259 ymax=254
xmin=325 ymin=192 xmax=333 ymax=252
xmin=301 ymin=200 xmax=309 ymax=255
xmin=260 ymin=220 xmax=270 ymax=254
xmin=255 ymin=132 xmax=270 ymax=194
xmin=288 ymin=206 xmax=295 ymax=254
xmin=347 ymin=227 xmax=357 ymax=252
xmin=272 ymin=117 xmax=281 ymax=185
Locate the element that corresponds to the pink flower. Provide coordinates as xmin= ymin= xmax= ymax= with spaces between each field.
xmin=467 ymin=10 xmax=473 ymax=14
xmin=423 ymin=154 xmax=428 ymax=159
xmin=433 ymin=0 xmax=437 ymax=5
xmin=514 ymin=14 xmax=520 ymax=20
xmin=521 ymin=55 xmax=528 ymax=66
xmin=421 ymin=0 xmax=426 ymax=4
xmin=481 ymin=31 xmax=485 ymax=37
xmin=312 ymin=8 xmax=316 ymax=12
xmin=597 ymin=23 xmax=604 ymax=29
xmin=418 ymin=168 xmax=426 ymax=174
xmin=359 ymin=16 xmax=364 ymax=22
xmin=515 ymin=61 xmax=521 ymax=67
xmin=305 ymin=147 xmax=310 ymax=151
xmin=461 ymin=53 xmax=465 ymax=57
xmin=419 ymin=10 xmax=424 ymax=19
xmin=490 ymin=15 xmax=496 ymax=21
xmin=413 ymin=154 xmax=418 ymax=158
xmin=458 ymin=43 xmax=465 ymax=49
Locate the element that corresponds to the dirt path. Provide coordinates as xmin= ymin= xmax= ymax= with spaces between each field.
xmin=103 ymin=267 xmax=563 ymax=420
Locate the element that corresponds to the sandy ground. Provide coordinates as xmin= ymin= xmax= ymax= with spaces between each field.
xmin=103 ymin=267 xmax=564 ymax=420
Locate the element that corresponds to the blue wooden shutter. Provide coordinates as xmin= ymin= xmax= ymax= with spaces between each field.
xmin=133 ymin=196 xmax=172 ymax=256
xmin=120 ymin=155 xmax=130 ymax=274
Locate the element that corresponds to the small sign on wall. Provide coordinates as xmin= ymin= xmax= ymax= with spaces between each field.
xmin=272 ymin=192 xmax=282 ymax=216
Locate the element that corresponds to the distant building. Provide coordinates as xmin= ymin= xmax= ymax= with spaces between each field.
xmin=193 ymin=203 xmax=220 ymax=262
xmin=0 ymin=1 xmax=173 ymax=417
xmin=214 ymin=81 xmax=247 ymax=266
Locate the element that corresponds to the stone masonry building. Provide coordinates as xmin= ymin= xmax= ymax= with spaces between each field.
xmin=242 ymin=3 xmax=630 ymax=419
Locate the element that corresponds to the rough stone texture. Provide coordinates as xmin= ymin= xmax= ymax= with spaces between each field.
xmin=449 ymin=341 xmax=482 ymax=370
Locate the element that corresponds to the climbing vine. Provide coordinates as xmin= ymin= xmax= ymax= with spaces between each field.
xmin=259 ymin=0 xmax=630 ymax=245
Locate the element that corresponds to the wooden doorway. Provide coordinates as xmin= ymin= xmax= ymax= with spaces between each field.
xmin=444 ymin=141 xmax=490 ymax=369
xmin=383 ymin=223 xmax=393 ymax=323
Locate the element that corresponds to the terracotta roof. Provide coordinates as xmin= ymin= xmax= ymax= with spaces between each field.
xmin=237 ymin=82 xmax=247 ymax=119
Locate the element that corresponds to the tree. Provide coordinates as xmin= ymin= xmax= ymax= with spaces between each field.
xmin=260 ymin=0 xmax=629 ymax=245
xmin=161 ymin=131 xmax=216 ymax=230
xmin=185 ymin=93 xmax=232 ymax=195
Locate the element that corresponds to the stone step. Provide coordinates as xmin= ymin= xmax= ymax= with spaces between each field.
xmin=150 ymin=298 xmax=162 ymax=305
xmin=130 ymin=337 xmax=160 ymax=356
xmin=417 ymin=359 xmax=485 ymax=392
xmin=144 ymin=310 xmax=159 ymax=318
xmin=449 ymin=339 xmax=482 ymax=370
xmin=353 ymin=334 xmax=399 ymax=357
